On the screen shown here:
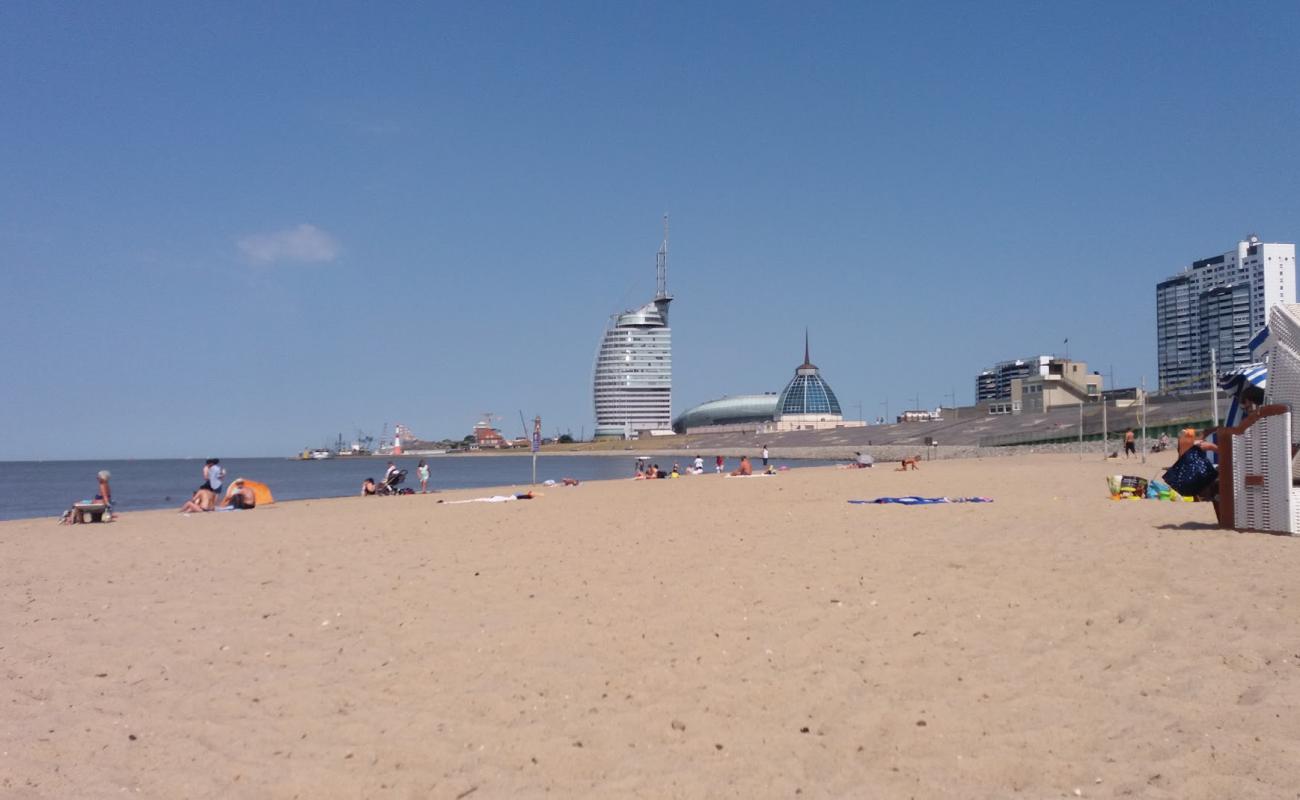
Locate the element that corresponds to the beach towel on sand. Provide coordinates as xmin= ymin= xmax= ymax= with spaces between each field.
xmin=438 ymin=492 xmax=537 ymax=505
xmin=848 ymin=497 xmax=993 ymax=505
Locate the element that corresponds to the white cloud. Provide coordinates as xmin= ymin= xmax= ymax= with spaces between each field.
xmin=237 ymin=224 xmax=340 ymax=265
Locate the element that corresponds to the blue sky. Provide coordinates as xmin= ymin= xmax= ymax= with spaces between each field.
xmin=3 ymin=1 xmax=1299 ymax=459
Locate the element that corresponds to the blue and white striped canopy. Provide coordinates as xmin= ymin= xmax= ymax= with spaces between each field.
xmin=1219 ymin=363 xmax=1267 ymax=430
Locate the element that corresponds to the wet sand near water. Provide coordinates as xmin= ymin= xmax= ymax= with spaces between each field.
xmin=4 ymin=454 xmax=1300 ymax=798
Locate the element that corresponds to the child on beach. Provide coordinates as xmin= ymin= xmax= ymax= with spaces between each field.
xmin=417 ymin=460 xmax=430 ymax=493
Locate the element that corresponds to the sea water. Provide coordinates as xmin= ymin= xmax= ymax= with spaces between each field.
xmin=0 ymin=455 xmax=840 ymax=521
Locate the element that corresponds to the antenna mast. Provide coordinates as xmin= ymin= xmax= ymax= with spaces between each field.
xmin=655 ymin=214 xmax=669 ymax=299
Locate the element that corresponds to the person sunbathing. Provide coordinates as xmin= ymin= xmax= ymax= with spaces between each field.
xmin=897 ymin=455 xmax=921 ymax=471
xmin=222 ymin=481 xmax=257 ymax=510
xmin=730 ymin=456 xmax=753 ymax=476
xmin=179 ymin=487 xmax=216 ymax=513
xmin=361 ymin=478 xmax=378 ymax=496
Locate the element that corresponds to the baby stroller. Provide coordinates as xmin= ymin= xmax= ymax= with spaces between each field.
xmin=378 ymin=468 xmax=408 ymax=496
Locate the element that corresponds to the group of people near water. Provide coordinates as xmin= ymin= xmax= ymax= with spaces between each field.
xmin=179 ymin=459 xmax=258 ymax=513
xmin=634 ymin=454 xmax=779 ymax=479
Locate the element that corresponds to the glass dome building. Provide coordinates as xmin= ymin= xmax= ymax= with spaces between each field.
xmin=776 ymin=333 xmax=844 ymax=422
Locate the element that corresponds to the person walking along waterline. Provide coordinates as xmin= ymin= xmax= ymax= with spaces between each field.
xmin=1124 ymin=429 xmax=1136 ymax=458
xmin=762 ymin=446 xmax=769 ymax=468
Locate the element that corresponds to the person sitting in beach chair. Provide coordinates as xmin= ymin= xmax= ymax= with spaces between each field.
xmin=221 ymin=480 xmax=257 ymax=510
xmin=897 ymin=455 xmax=921 ymax=471
xmin=730 ymin=456 xmax=753 ymax=476
xmin=61 ymin=470 xmax=114 ymax=524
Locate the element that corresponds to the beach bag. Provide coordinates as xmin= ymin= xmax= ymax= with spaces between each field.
xmin=1162 ymin=445 xmax=1218 ymax=496
xmin=1119 ymin=475 xmax=1148 ymax=498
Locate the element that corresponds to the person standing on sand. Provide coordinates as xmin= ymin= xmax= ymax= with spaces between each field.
xmin=202 ymin=458 xmax=224 ymax=495
xmin=1124 ymin=429 xmax=1136 ymax=458
xmin=715 ymin=455 xmax=724 ymax=474
xmin=762 ymin=446 xmax=769 ymax=468
xmin=417 ymin=459 xmax=430 ymax=493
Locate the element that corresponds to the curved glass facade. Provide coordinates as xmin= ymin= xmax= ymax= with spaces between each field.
xmin=672 ymin=394 xmax=779 ymax=432
xmin=777 ymin=372 xmax=842 ymax=416
xmin=593 ymin=298 xmax=672 ymax=438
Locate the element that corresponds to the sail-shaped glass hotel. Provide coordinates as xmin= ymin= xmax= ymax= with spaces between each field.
xmin=593 ymin=222 xmax=673 ymax=439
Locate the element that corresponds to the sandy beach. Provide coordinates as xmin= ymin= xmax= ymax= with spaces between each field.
xmin=4 ymin=453 xmax=1300 ymax=798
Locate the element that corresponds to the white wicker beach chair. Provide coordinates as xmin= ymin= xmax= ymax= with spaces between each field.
xmin=1222 ymin=303 xmax=1300 ymax=534
xmin=1230 ymin=410 xmax=1298 ymax=534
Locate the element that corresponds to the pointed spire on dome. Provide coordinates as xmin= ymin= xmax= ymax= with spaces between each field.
xmin=800 ymin=328 xmax=817 ymax=371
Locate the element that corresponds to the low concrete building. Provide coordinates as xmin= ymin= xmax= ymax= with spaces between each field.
xmin=1010 ymin=358 xmax=1102 ymax=413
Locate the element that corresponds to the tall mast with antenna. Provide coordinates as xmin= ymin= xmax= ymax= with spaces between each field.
xmin=655 ymin=214 xmax=670 ymax=300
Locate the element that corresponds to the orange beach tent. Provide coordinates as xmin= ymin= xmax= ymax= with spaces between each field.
xmin=230 ymin=479 xmax=274 ymax=505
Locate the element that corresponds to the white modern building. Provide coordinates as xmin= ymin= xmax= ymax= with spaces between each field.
xmin=593 ymin=222 xmax=674 ymax=438
xmin=1156 ymin=235 xmax=1296 ymax=392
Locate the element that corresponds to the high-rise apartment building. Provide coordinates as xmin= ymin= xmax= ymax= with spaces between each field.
xmin=1156 ymin=235 xmax=1296 ymax=392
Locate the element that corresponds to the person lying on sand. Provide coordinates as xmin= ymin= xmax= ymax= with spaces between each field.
xmin=730 ymin=456 xmax=753 ymax=477
xmin=897 ymin=455 xmax=921 ymax=471
xmin=179 ymin=487 xmax=216 ymax=513
xmin=361 ymin=478 xmax=378 ymax=496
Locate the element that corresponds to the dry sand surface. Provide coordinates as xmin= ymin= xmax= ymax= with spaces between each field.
xmin=4 ymin=454 xmax=1300 ymax=799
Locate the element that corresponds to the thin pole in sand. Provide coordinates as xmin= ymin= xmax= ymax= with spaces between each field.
xmin=1102 ymin=396 xmax=1108 ymax=458
xmin=1140 ymin=376 xmax=1147 ymax=465
xmin=1210 ymin=347 xmax=1220 ymax=427
xmin=1078 ymin=401 xmax=1083 ymax=459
